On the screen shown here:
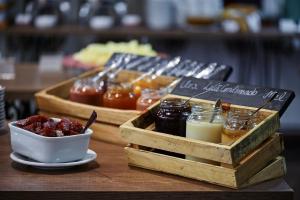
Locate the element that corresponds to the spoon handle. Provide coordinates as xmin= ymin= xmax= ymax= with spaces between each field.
xmin=240 ymin=92 xmax=278 ymax=130
xmin=250 ymin=92 xmax=278 ymax=117
xmin=81 ymin=111 xmax=97 ymax=134
xmin=209 ymin=99 xmax=222 ymax=123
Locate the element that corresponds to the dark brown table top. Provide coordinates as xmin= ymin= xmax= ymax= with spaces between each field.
xmin=0 ymin=129 xmax=293 ymax=200
xmin=0 ymin=63 xmax=75 ymax=101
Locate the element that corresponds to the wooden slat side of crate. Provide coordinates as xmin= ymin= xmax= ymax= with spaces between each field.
xmin=39 ymin=111 xmax=127 ymax=146
xmin=233 ymin=134 xmax=283 ymax=185
xmin=124 ymin=134 xmax=283 ymax=188
xmin=35 ymin=69 xmax=175 ymax=125
xmin=241 ymin=156 xmax=286 ymax=188
xmin=36 ymin=92 xmax=140 ymax=125
xmin=125 ymin=147 xmax=238 ymax=188
xmin=121 ymin=122 xmax=233 ymax=164
xmin=230 ymin=112 xmax=280 ymax=165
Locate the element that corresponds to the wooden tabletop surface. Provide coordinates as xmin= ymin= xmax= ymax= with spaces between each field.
xmin=0 ymin=128 xmax=293 ymax=200
xmin=0 ymin=63 xmax=76 ymax=101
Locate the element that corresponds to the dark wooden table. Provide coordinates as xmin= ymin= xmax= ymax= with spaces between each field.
xmin=0 ymin=129 xmax=293 ymax=200
xmin=0 ymin=63 xmax=76 ymax=101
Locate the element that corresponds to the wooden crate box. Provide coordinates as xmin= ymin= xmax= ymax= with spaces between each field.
xmin=120 ymin=94 xmax=284 ymax=188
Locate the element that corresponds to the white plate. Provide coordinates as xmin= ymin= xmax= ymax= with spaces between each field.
xmin=10 ymin=149 xmax=97 ymax=169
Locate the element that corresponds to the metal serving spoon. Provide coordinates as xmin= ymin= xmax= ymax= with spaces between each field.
xmin=239 ymin=92 xmax=278 ymax=130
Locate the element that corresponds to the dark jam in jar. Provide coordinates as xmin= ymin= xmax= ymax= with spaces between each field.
xmin=155 ymin=98 xmax=191 ymax=137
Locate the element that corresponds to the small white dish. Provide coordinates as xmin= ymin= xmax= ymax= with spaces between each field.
xmin=9 ymin=118 xmax=93 ymax=163
xmin=10 ymin=149 xmax=97 ymax=169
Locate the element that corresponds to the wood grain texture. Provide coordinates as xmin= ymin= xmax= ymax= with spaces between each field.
xmin=241 ymin=157 xmax=287 ymax=188
xmin=0 ymin=63 xmax=76 ymax=101
xmin=235 ymin=134 xmax=284 ymax=185
xmin=0 ymin=130 xmax=293 ymax=200
xmin=124 ymin=134 xmax=283 ymax=189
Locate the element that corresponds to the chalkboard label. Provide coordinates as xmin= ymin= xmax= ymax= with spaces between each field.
xmin=171 ymin=77 xmax=295 ymax=116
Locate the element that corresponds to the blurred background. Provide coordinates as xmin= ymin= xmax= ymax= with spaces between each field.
xmin=0 ymin=0 xmax=299 ymax=197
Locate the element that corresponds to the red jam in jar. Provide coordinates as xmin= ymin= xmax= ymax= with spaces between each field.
xmin=69 ymin=79 xmax=106 ymax=106
xmin=103 ymin=85 xmax=137 ymax=110
xmin=155 ymin=98 xmax=191 ymax=137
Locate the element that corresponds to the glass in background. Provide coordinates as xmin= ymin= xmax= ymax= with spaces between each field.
xmin=186 ymin=0 xmax=223 ymax=26
xmin=34 ymin=0 xmax=60 ymax=29
xmin=145 ymin=0 xmax=175 ymax=30
xmin=0 ymin=56 xmax=15 ymax=80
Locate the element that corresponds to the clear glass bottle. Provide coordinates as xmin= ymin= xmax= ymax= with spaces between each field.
xmin=186 ymin=105 xmax=224 ymax=163
xmin=222 ymin=110 xmax=260 ymax=144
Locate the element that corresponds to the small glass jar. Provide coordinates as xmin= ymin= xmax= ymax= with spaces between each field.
xmin=186 ymin=105 xmax=224 ymax=163
xmin=103 ymin=84 xmax=137 ymax=110
xmin=222 ymin=110 xmax=260 ymax=144
xmin=69 ymin=78 xmax=106 ymax=106
xmin=155 ymin=98 xmax=191 ymax=137
xmin=132 ymin=77 xmax=157 ymax=97
xmin=136 ymin=89 xmax=163 ymax=111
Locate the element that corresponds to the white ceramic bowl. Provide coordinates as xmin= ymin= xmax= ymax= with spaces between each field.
xmin=9 ymin=118 xmax=93 ymax=163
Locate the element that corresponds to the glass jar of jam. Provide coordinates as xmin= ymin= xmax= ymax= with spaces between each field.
xmin=103 ymin=84 xmax=137 ymax=110
xmin=186 ymin=105 xmax=224 ymax=163
xmin=222 ymin=110 xmax=260 ymax=144
xmin=69 ymin=78 xmax=106 ymax=106
xmin=155 ymin=98 xmax=191 ymax=137
xmin=132 ymin=76 xmax=158 ymax=97
xmin=136 ymin=89 xmax=163 ymax=111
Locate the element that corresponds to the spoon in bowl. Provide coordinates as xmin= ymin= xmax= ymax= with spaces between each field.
xmin=81 ymin=110 xmax=97 ymax=134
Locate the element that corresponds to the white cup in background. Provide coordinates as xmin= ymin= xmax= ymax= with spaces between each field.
xmin=146 ymin=0 xmax=174 ymax=30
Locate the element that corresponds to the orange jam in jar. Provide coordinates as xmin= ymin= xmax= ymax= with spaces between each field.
xmin=132 ymin=77 xmax=158 ymax=97
xmin=103 ymin=85 xmax=137 ymax=110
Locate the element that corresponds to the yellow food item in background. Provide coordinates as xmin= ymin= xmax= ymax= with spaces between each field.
xmin=73 ymin=40 xmax=157 ymax=67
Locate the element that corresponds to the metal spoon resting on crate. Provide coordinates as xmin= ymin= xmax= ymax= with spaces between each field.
xmin=239 ymin=92 xmax=278 ymax=130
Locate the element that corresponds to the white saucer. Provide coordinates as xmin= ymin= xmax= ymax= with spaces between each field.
xmin=10 ymin=149 xmax=97 ymax=169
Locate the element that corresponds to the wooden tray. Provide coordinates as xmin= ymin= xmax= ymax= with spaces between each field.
xmin=35 ymin=68 xmax=176 ymax=126
xmin=120 ymin=94 xmax=283 ymax=188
